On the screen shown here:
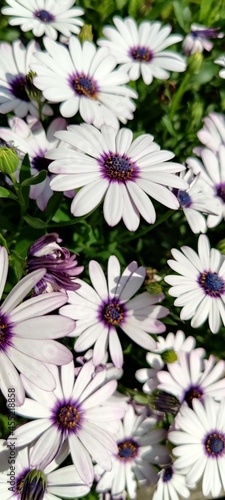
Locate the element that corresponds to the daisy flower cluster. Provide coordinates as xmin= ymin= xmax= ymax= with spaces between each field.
xmin=0 ymin=1 xmax=225 ymax=500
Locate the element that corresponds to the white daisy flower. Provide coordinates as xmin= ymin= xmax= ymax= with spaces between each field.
xmin=196 ymin=112 xmax=225 ymax=152
xmin=164 ymin=234 xmax=225 ymax=333
xmin=95 ymin=404 xmax=169 ymax=499
xmin=0 ymin=246 xmax=74 ymax=406
xmin=182 ymin=24 xmax=223 ymax=56
xmin=169 ymin=397 xmax=225 ymax=498
xmin=135 ymin=330 xmax=196 ymax=394
xmin=97 ymin=17 xmax=186 ymax=85
xmin=186 ymin=146 xmax=225 ymax=228
xmin=152 ymin=464 xmax=196 ymax=500
xmin=11 ymin=359 xmax=126 ymax=485
xmin=0 ymin=40 xmax=52 ymax=118
xmin=214 ymin=55 xmax=225 ymax=79
xmin=59 ymin=254 xmax=169 ymax=368
xmin=31 ymin=36 xmax=138 ymax=128
xmin=0 ymin=441 xmax=90 ymax=499
xmin=0 ymin=115 xmax=68 ymax=210
xmin=157 ymin=349 xmax=225 ymax=406
xmin=176 ymin=169 xmax=218 ymax=233
xmin=47 ymin=123 xmax=188 ymax=231
xmin=1 ymin=0 xmax=84 ymax=41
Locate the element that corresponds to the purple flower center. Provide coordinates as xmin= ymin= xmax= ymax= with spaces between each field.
xmin=55 ymin=401 xmax=82 ymax=433
xmin=162 ymin=465 xmax=173 ymax=482
xmin=99 ymin=152 xmax=138 ymax=183
xmin=204 ymin=431 xmax=225 ymax=457
xmin=10 ymin=75 xmax=30 ymax=102
xmin=0 ymin=312 xmax=13 ymax=352
xmin=34 ymin=9 xmax=55 ymax=22
xmin=117 ymin=439 xmax=139 ymax=461
xmin=216 ymin=183 xmax=225 ymax=202
xmin=16 ymin=468 xmax=30 ymax=496
xmin=70 ymin=73 xmax=98 ymax=99
xmin=32 ymin=153 xmax=52 ymax=172
xmin=184 ymin=385 xmax=203 ymax=408
xmin=178 ymin=190 xmax=192 ymax=207
xmin=198 ymin=271 xmax=225 ymax=297
xmin=130 ymin=46 xmax=153 ymax=62
xmin=101 ymin=301 xmax=125 ymax=326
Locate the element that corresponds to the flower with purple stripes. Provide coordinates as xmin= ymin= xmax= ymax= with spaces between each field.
xmin=165 ymin=234 xmax=225 ymax=333
xmin=0 ymin=246 xmax=75 ymax=406
xmin=59 ymin=255 xmax=169 ymax=368
xmin=47 ymin=123 xmax=188 ymax=231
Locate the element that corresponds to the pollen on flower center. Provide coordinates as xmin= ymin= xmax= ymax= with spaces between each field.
xmin=184 ymin=385 xmax=203 ymax=408
xmin=198 ymin=271 xmax=225 ymax=297
xmin=70 ymin=73 xmax=98 ymax=99
xmin=56 ymin=403 xmax=81 ymax=432
xmin=34 ymin=9 xmax=55 ymax=22
xmin=99 ymin=152 xmax=138 ymax=183
xmin=117 ymin=439 xmax=139 ymax=461
xmin=204 ymin=431 xmax=225 ymax=457
xmin=178 ymin=190 xmax=192 ymax=207
xmin=162 ymin=465 xmax=173 ymax=482
xmin=102 ymin=301 xmax=125 ymax=326
xmin=10 ymin=76 xmax=30 ymax=102
xmin=130 ymin=46 xmax=153 ymax=62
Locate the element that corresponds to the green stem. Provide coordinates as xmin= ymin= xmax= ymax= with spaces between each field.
xmin=168 ymin=72 xmax=191 ymax=121
xmin=9 ymin=173 xmax=26 ymax=217
xmin=121 ymin=209 xmax=174 ymax=243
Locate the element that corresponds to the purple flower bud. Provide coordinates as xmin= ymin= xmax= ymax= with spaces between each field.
xmin=27 ymin=233 xmax=84 ymax=294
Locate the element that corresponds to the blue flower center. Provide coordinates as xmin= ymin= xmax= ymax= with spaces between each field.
xmin=162 ymin=466 xmax=173 ymax=482
xmin=34 ymin=9 xmax=54 ymax=22
xmin=178 ymin=190 xmax=192 ymax=207
xmin=32 ymin=153 xmax=52 ymax=172
xmin=216 ymin=183 xmax=225 ymax=202
xmin=71 ymin=73 xmax=98 ymax=98
xmin=10 ymin=75 xmax=30 ymax=102
xmin=102 ymin=302 xmax=125 ymax=325
xmin=56 ymin=402 xmax=81 ymax=432
xmin=205 ymin=432 xmax=225 ymax=457
xmin=100 ymin=152 xmax=137 ymax=182
xmin=198 ymin=272 xmax=225 ymax=297
xmin=130 ymin=46 xmax=153 ymax=62
xmin=118 ymin=439 xmax=138 ymax=461
xmin=184 ymin=385 xmax=203 ymax=408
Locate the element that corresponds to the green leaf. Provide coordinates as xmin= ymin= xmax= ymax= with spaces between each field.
xmin=45 ymin=192 xmax=63 ymax=222
xmin=199 ymin=0 xmax=213 ymax=22
xmin=0 ymin=186 xmax=18 ymax=201
xmin=23 ymin=214 xmax=46 ymax=229
xmin=19 ymin=153 xmax=31 ymax=184
xmin=21 ymin=169 xmax=47 ymax=187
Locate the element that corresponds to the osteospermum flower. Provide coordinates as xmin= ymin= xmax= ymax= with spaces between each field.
xmin=27 ymin=232 xmax=84 ymax=294
xmin=95 ymin=404 xmax=169 ymax=499
xmin=196 ymin=112 xmax=225 ymax=152
xmin=98 ymin=17 xmax=186 ymax=85
xmin=0 ymin=115 xmax=68 ymax=210
xmin=135 ymin=330 xmax=196 ymax=394
xmin=11 ymin=360 xmax=126 ymax=485
xmin=0 ymin=441 xmax=90 ymax=499
xmin=182 ymin=24 xmax=223 ymax=56
xmin=0 ymin=40 xmax=52 ymax=118
xmin=152 ymin=464 xmax=196 ymax=500
xmin=169 ymin=397 xmax=225 ymax=498
xmin=165 ymin=234 xmax=225 ymax=333
xmin=31 ymin=36 xmax=138 ymax=128
xmin=59 ymin=255 xmax=169 ymax=368
xmin=186 ymin=146 xmax=225 ymax=228
xmin=214 ymin=55 xmax=225 ymax=79
xmin=157 ymin=349 xmax=225 ymax=407
xmin=47 ymin=123 xmax=188 ymax=231
xmin=0 ymin=246 xmax=74 ymax=406
xmin=1 ymin=0 xmax=84 ymax=40
xmin=175 ymin=169 xmax=217 ymax=233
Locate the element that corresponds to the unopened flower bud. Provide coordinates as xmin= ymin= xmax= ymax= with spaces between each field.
xmin=78 ymin=24 xmax=93 ymax=43
xmin=161 ymin=349 xmax=178 ymax=363
xmin=25 ymin=70 xmax=42 ymax=101
xmin=188 ymin=52 xmax=203 ymax=74
xmin=0 ymin=145 xmax=20 ymax=175
xmin=21 ymin=469 xmax=46 ymax=500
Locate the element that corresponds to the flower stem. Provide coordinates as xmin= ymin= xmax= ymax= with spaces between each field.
xmin=168 ymin=72 xmax=190 ymax=121
xmin=9 ymin=173 xmax=26 ymax=217
xmin=121 ymin=209 xmax=174 ymax=242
